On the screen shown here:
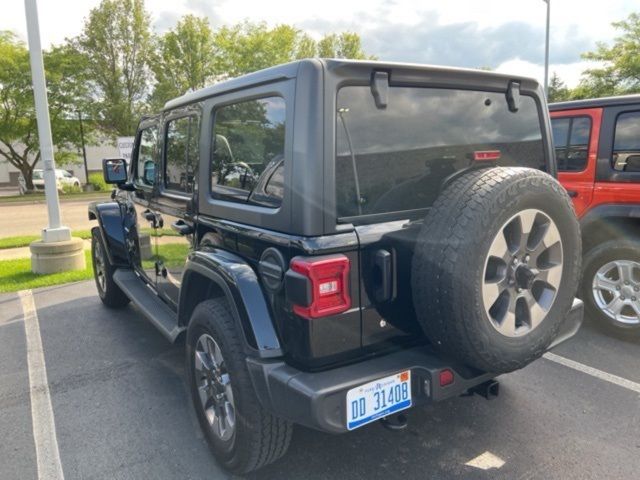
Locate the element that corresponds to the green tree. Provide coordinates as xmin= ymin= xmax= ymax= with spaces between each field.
xmin=211 ymin=23 xmax=374 ymax=79
xmin=213 ymin=22 xmax=316 ymax=77
xmin=317 ymin=32 xmax=375 ymax=59
xmin=150 ymin=15 xmax=217 ymax=109
xmin=0 ymin=32 xmax=92 ymax=190
xmin=548 ymin=72 xmax=570 ymax=102
xmin=77 ymin=0 xmax=153 ymax=136
xmin=578 ymin=12 xmax=640 ymax=98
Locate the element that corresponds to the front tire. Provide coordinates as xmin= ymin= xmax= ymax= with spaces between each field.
xmin=91 ymin=227 xmax=130 ymax=308
xmin=186 ymin=299 xmax=292 ymax=474
xmin=582 ymin=240 xmax=640 ymax=336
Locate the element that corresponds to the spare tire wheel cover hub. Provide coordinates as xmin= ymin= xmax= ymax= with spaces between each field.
xmin=482 ymin=208 xmax=563 ymax=338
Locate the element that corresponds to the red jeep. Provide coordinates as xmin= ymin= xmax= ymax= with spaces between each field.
xmin=550 ymin=96 xmax=640 ymax=335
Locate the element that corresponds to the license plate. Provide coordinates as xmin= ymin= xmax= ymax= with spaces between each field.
xmin=346 ymin=370 xmax=412 ymax=430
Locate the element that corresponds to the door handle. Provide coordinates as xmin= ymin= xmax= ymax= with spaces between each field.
xmin=143 ymin=209 xmax=155 ymax=222
xmin=142 ymin=209 xmax=163 ymax=228
xmin=566 ymin=190 xmax=578 ymax=198
xmin=374 ymin=249 xmax=393 ymax=302
xmin=171 ymin=219 xmax=194 ymax=236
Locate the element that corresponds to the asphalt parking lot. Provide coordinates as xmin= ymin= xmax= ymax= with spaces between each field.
xmin=1 ymin=281 xmax=639 ymax=480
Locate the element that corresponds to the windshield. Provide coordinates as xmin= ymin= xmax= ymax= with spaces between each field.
xmin=335 ymin=86 xmax=545 ymax=218
xmin=32 ymin=170 xmax=43 ymax=179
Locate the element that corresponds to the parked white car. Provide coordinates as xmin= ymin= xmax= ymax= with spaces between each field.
xmin=20 ymin=169 xmax=82 ymax=194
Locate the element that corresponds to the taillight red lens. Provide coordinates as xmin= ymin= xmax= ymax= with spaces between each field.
xmin=290 ymin=255 xmax=351 ymax=319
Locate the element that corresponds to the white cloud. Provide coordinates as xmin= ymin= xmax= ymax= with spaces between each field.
xmin=495 ymin=58 xmax=598 ymax=87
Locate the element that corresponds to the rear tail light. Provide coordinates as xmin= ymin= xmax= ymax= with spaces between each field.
xmin=473 ymin=150 xmax=501 ymax=161
xmin=287 ymin=255 xmax=351 ymax=319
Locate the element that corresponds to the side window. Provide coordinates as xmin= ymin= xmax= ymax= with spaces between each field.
xmin=551 ymin=116 xmax=591 ymax=172
xmin=165 ymin=116 xmax=199 ymax=194
xmin=211 ymin=96 xmax=286 ymax=206
xmin=135 ymin=126 xmax=158 ymax=186
xmin=612 ymin=111 xmax=640 ymax=172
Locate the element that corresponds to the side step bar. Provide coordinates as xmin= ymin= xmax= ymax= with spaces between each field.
xmin=113 ymin=269 xmax=184 ymax=342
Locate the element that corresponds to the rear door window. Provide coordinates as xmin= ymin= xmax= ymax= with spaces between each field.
xmin=335 ymin=86 xmax=545 ymax=219
xmin=210 ymin=96 xmax=286 ymax=207
xmin=551 ymin=116 xmax=591 ymax=172
xmin=612 ymin=111 xmax=640 ymax=172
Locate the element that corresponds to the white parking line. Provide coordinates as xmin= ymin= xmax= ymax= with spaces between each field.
xmin=18 ymin=290 xmax=65 ymax=480
xmin=543 ymin=352 xmax=640 ymax=394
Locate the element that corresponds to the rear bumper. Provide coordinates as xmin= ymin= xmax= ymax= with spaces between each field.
xmin=248 ymin=298 xmax=583 ymax=434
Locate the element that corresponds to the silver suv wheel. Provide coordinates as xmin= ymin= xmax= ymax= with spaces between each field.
xmin=482 ymin=209 xmax=563 ymax=337
xmin=194 ymin=333 xmax=236 ymax=441
xmin=592 ymin=260 xmax=640 ymax=326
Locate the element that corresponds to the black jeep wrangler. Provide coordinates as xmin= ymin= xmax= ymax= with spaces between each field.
xmin=90 ymin=59 xmax=584 ymax=474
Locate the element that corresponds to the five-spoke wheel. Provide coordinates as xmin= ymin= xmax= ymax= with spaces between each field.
xmin=592 ymin=260 xmax=640 ymax=326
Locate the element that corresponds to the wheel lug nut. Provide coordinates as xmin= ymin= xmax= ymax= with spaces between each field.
xmin=621 ymin=296 xmax=626 ymax=301
xmin=633 ymin=297 xmax=637 ymax=301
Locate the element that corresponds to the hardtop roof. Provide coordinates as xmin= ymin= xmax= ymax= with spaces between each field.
xmin=549 ymin=94 xmax=640 ymax=111
xmin=163 ymin=58 xmax=541 ymax=111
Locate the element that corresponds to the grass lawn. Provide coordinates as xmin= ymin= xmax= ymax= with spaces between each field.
xmin=0 ymin=241 xmax=189 ymax=293
xmin=0 ymin=250 xmax=94 ymax=293
xmin=0 ymin=229 xmax=93 ymax=249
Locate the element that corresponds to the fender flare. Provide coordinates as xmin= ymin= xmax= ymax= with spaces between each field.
xmin=579 ymin=203 xmax=640 ymax=251
xmin=580 ymin=203 xmax=640 ymax=230
xmin=179 ymin=249 xmax=283 ymax=359
xmin=88 ymin=201 xmax=129 ymax=267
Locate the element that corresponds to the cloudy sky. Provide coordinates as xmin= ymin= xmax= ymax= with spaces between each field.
xmin=3 ymin=0 xmax=637 ymax=86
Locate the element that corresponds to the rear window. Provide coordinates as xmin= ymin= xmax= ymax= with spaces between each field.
xmin=335 ymin=86 xmax=545 ymax=218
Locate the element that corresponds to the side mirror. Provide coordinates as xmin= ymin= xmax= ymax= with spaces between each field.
xmin=103 ymin=158 xmax=128 ymax=184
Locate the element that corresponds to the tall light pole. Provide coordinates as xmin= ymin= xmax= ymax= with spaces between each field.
xmin=77 ymin=110 xmax=89 ymax=186
xmin=25 ymin=0 xmax=85 ymax=275
xmin=543 ymin=0 xmax=551 ymax=98
xmin=24 ymin=0 xmax=71 ymax=243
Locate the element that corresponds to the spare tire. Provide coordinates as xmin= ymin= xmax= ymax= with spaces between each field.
xmin=411 ymin=167 xmax=581 ymax=373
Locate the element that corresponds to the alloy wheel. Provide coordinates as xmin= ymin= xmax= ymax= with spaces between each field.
xmin=592 ymin=260 xmax=640 ymax=326
xmin=194 ymin=334 xmax=236 ymax=441
xmin=94 ymin=240 xmax=106 ymax=293
xmin=482 ymin=209 xmax=563 ymax=337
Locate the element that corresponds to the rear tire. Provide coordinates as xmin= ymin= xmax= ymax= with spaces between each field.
xmin=581 ymin=240 xmax=640 ymax=336
xmin=91 ymin=227 xmax=130 ymax=308
xmin=412 ymin=167 xmax=581 ymax=373
xmin=186 ymin=299 xmax=292 ymax=474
